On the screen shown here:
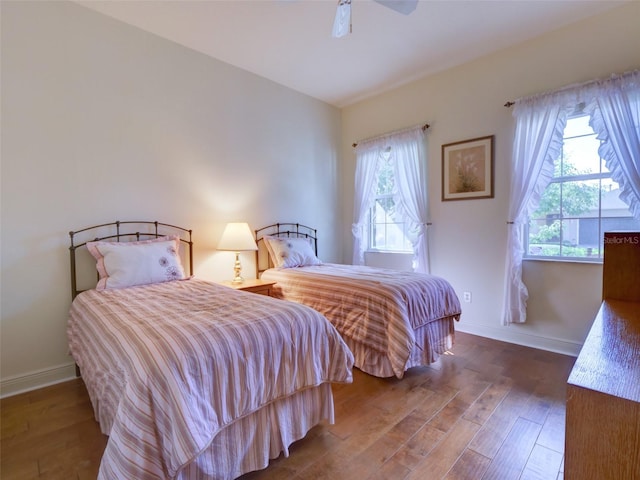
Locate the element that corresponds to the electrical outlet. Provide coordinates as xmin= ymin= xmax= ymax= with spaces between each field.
xmin=463 ymin=291 xmax=472 ymax=303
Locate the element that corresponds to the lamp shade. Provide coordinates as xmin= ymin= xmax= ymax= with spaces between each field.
xmin=217 ymin=222 xmax=258 ymax=252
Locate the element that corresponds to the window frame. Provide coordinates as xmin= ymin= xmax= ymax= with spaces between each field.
xmin=524 ymin=113 xmax=638 ymax=264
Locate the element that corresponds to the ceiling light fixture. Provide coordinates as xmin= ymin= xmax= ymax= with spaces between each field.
xmin=332 ymin=0 xmax=352 ymax=38
xmin=332 ymin=0 xmax=418 ymax=38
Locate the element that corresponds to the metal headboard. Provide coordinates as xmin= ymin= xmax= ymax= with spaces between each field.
xmin=254 ymin=223 xmax=317 ymax=276
xmin=69 ymin=220 xmax=193 ymax=300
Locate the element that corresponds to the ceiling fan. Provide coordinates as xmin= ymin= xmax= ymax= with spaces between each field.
xmin=332 ymin=0 xmax=418 ymax=38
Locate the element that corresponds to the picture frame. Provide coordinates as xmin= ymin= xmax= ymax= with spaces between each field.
xmin=442 ymin=135 xmax=494 ymax=201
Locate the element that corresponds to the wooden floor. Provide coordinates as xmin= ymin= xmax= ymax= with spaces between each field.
xmin=1 ymin=332 xmax=576 ymax=480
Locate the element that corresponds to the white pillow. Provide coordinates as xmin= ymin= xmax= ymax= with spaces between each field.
xmin=264 ymin=236 xmax=322 ymax=268
xmin=87 ymin=235 xmax=185 ymax=290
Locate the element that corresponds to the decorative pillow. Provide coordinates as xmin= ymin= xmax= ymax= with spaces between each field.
xmin=264 ymin=236 xmax=322 ymax=268
xmin=87 ymin=235 xmax=185 ymax=290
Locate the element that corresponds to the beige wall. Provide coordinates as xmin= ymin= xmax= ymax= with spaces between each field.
xmin=0 ymin=1 xmax=341 ymax=396
xmin=340 ymin=2 xmax=640 ymax=355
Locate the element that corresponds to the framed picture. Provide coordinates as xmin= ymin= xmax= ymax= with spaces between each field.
xmin=442 ymin=135 xmax=494 ymax=201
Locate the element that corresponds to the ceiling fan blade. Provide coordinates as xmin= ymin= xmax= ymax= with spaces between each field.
xmin=332 ymin=0 xmax=352 ymax=38
xmin=373 ymin=0 xmax=418 ymax=15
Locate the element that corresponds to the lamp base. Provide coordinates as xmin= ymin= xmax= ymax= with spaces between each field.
xmin=231 ymin=252 xmax=244 ymax=284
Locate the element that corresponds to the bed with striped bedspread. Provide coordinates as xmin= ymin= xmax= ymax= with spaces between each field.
xmin=67 ymin=278 xmax=354 ymax=480
xmin=261 ymin=263 xmax=461 ymax=379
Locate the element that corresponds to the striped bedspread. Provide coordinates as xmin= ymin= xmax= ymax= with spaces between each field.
xmin=261 ymin=264 xmax=461 ymax=378
xmin=67 ymin=278 xmax=353 ymax=479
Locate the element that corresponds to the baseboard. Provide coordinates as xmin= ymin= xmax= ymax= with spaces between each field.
xmin=456 ymin=323 xmax=582 ymax=358
xmin=0 ymin=363 xmax=77 ymax=398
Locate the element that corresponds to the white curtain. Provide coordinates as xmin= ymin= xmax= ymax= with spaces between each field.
xmin=352 ymin=146 xmax=381 ymax=266
xmin=502 ymin=96 xmax=567 ymax=325
xmin=352 ymin=126 xmax=430 ymax=272
xmin=502 ymin=69 xmax=640 ymax=325
xmin=587 ymin=70 xmax=640 ymax=220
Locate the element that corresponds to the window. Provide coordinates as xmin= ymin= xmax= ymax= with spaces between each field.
xmin=366 ymin=153 xmax=412 ymax=252
xmin=526 ymin=114 xmax=640 ymax=261
xmin=352 ymin=125 xmax=429 ymax=272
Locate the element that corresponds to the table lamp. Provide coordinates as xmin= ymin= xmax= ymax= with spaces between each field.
xmin=217 ymin=222 xmax=258 ymax=284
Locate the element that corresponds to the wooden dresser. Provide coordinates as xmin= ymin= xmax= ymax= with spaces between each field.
xmin=565 ymin=232 xmax=640 ymax=479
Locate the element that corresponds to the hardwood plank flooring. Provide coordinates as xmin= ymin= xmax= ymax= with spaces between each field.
xmin=1 ymin=332 xmax=576 ymax=479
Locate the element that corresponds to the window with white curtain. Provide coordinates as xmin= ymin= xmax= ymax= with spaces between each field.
xmin=526 ymin=112 xmax=640 ymax=261
xmin=352 ymin=125 xmax=430 ymax=273
xmin=503 ymin=70 xmax=639 ymax=325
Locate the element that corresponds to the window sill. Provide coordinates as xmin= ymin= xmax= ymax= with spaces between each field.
xmin=365 ymin=250 xmax=412 ymax=255
xmin=523 ymin=256 xmax=603 ymax=265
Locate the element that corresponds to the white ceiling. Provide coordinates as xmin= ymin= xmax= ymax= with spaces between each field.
xmin=77 ymin=0 xmax=627 ymax=108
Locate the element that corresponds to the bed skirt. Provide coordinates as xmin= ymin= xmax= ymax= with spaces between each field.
xmin=345 ymin=317 xmax=455 ymax=378
xmin=177 ymin=383 xmax=334 ymax=479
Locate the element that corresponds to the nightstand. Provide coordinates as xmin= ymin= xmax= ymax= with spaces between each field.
xmin=220 ymin=278 xmax=276 ymax=296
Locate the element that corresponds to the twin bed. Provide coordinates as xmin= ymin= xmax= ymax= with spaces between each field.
xmin=255 ymin=223 xmax=462 ymax=379
xmin=67 ymin=220 xmax=461 ymax=479
xmin=67 ymin=221 xmax=353 ymax=480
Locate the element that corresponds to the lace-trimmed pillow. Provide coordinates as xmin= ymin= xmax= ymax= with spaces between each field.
xmin=264 ymin=236 xmax=322 ymax=268
xmin=87 ymin=235 xmax=185 ymax=290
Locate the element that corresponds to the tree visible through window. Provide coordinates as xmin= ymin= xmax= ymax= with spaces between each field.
xmin=367 ymin=154 xmax=412 ymax=252
xmin=526 ymin=114 xmax=640 ymax=261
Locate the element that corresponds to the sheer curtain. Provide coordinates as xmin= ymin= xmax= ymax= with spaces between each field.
xmin=352 ymin=126 xmax=430 ymax=272
xmin=503 ymin=70 xmax=640 ymax=325
xmin=502 ymin=96 xmax=566 ymax=325
xmin=352 ymin=145 xmax=381 ymax=266
xmin=587 ymin=70 xmax=640 ymax=220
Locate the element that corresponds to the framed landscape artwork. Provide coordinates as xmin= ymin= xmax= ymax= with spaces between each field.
xmin=442 ymin=135 xmax=494 ymax=201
